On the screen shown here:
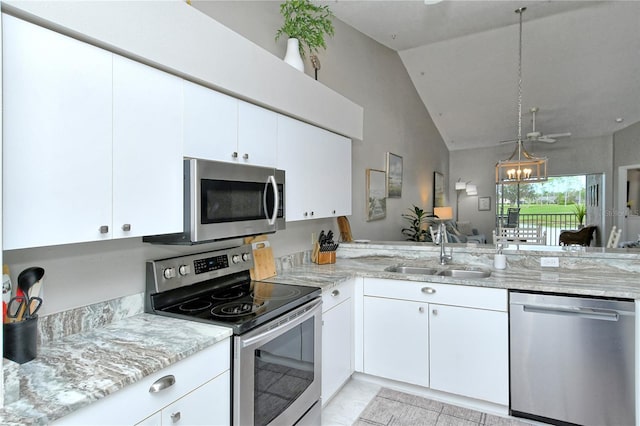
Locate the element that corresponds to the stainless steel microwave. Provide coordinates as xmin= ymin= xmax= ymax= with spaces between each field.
xmin=144 ymin=158 xmax=285 ymax=244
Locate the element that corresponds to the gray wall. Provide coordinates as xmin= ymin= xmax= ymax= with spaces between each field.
xmin=3 ymin=2 xmax=447 ymax=315
xmin=450 ymin=135 xmax=614 ymax=239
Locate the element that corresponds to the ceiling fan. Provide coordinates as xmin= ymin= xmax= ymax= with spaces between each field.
xmin=500 ymin=107 xmax=572 ymax=144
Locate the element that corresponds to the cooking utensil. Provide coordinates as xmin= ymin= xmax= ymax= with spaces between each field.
xmin=18 ymin=267 xmax=44 ymax=301
xmin=7 ymin=296 xmax=42 ymax=322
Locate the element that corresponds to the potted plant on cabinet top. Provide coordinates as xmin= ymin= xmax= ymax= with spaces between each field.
xmin=276 ymin=0 xmax=335 ymax=72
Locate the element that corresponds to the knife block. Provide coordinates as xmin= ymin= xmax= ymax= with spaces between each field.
xmin=312 ymin=243 xmax=336 ymax=265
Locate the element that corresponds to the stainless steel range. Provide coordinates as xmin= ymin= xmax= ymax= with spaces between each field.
xmin=145 ymin=245 xmax=322 ymax=426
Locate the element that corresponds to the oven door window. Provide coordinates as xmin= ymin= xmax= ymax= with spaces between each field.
xmin=253 ymin=315 xmax=315 ymax=426
xmin=201 ymin=179 xmax=271 ymax=223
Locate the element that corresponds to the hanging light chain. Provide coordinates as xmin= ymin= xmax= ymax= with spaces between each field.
xmin=516 ymin=7 xmax=526 ymax=160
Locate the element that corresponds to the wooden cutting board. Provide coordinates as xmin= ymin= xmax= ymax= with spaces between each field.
xmin=244 ymin=235 xmax=276 ymax=280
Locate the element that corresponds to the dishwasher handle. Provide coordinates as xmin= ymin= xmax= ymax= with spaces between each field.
xmin=522 ymin=304 xmax=620 ymax=321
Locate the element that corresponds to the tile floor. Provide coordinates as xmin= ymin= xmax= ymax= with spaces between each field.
xmin=322 ymin=378 xmax=382 ymax=425
xmin=321 ymin=378 xmax=538 ymax=426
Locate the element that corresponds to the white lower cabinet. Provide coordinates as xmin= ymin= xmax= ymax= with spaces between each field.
xmin=429 ymin=304 xmax=508 ymax=404
xmin=363 ymin=296 xmax=429 ymax=387
xmin=322 ymin=280 xmax=355 ymax=404
xmin=362 ymin=278 xmax=508 ymax=405
xmin=134 ymin=373 xmax=231 ymax=426
xmin=54 ymin=339 xmax=230 ymax=425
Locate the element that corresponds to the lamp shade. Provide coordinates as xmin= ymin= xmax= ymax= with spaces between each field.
xmin=466 ymin=184 xmax=478 ymax=195
xmin=434 ymin=206 xmax=453 ymax=220
xmin=455 ymin=181 xmax=467 ymax=190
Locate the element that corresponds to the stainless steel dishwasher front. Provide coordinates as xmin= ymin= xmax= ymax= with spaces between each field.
xmin=509 ymin=292 xmax=635 ymax=426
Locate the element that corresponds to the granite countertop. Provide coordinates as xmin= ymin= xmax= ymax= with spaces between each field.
xmin=0 ymin=313 xmax=232 ymax=425
xmin=265 ymin=249 xmax=640 ymax=299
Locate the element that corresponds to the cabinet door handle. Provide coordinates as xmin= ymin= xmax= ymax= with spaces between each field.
xmin=232 ymin=151 xmax=238 ymax=159
xmin=419 ymin=307 xmax=425 ymax=313
xmin=170 ymin=411 xmax=181 ymax=423
xmin=148 ymin=374 xmax=175 ymax=393
xmin=99 ymin=225 xmax=109 ymax=234
xmin=121 ymin=223 xmax=131 ymax=232
xmin=421 ymin=287 xmax=436 ymax=294
xmin=304 ymin=212 xmax=308 ymax=217
xmin=432 ymin=309 xmax=438 ymax=316
xmin=243 ymin=153 xmax=249 ymax=160
xmin=310 ymin=211 xmax=314 ymax=217
xmin=332 ymin=210 xmax=336 ymax=214
xmin=331 ymin=289 xmax=340 ymax=297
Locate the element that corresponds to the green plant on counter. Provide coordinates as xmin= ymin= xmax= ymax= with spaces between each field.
xmin=573 ymin=203 xmax=586 ymax=226
xmin=401 ymin=205 xmax=432 ymax=242
xmin=276 ymin=0 xmax=335 ymax=58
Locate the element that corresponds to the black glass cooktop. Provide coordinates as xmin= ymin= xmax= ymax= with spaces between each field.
xmin=154 ymin=279 xmax=320 ymax=334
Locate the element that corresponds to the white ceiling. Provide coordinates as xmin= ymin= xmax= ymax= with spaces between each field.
xmin=326 ymin=1 xmax=640 ymax=151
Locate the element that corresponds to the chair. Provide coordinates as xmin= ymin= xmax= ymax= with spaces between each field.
xmin=559 ymin=226 xmax=597 ymax=247
xmin=504 ymin=208 xmax=520 ymax=228
xmin=606 ymin=226 xmax=622 ymax=248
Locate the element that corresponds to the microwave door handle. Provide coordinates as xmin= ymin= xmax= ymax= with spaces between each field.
xmin=264 ymin=175 xmax=279 ymax=225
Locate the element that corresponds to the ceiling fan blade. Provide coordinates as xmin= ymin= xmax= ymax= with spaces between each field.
xmin=498 ymin=138 xmax=518 ymax=144
xmin=537 ymin=136 xmax=557 ymax=143
xmin=544 ymin=132 xmax=572 ymax=139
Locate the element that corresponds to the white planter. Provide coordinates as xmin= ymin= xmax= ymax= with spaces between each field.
xmin=284 ymin=38 xmax=304 ymax=71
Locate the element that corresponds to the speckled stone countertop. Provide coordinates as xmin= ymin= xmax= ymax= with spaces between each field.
xmin=0 ymin=314 xmax=232 ymax=425
xmin=265 ymin=242 xmax=640 ymax=299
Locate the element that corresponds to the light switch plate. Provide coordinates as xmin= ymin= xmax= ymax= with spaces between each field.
xmin=540 ymin=257 xmax=560 ymax=267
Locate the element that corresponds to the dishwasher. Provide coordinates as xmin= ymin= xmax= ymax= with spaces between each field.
xmin=510 ymin=292 xmax=635 ymax=426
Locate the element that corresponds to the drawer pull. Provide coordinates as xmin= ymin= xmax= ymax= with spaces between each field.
xmin=421 ymin=287 xmax=436 ymax=294
xmin=149 ymin=374 xmax=176 ymax=393
xmin=171 ymin=411 xmax=181 ymax=423
xmin=331 ymin=290 xmax=340 ymax=297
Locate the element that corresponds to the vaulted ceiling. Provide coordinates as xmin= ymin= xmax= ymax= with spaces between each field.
xmin=326 ymin=1 xmax=640 ymax=151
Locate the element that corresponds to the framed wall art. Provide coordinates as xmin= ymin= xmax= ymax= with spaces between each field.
xmin=366 ymin=169 xmax=387 ymax=221
xmin=433 ymin=171 xmax=445 ymax=208
xmin=478 ymin=196 xmax=491 ymax=211
xmin=386 ymin=152 xmax=403 ymax=198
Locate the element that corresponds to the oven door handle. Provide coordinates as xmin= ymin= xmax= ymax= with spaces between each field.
xmin=240 ymin=299 xmax=321 ymax=348
xmin=264 ymin=175 xmax=279 ymax=225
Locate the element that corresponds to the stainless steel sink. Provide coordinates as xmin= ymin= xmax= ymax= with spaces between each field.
xmin=437 ymin=269 xmax=491 ymax=278
xmin=384 ymin=265 xmax=490 ymax=278
xmin=384 ymin=266 xmax=437 ymax=275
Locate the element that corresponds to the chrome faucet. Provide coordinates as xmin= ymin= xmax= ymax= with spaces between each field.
xmin=438 ymin=221 xmax=452 ymax=265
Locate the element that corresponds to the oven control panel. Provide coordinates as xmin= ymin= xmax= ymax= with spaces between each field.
xmin=194 ymin=254 xmax=229 ymax=275
xmin=146 ymin=245 xmax=254 ymax=294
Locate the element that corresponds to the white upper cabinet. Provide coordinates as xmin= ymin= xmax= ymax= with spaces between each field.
xmin=2 ymin=14 xmax=113 ymax=250
xmin=277 ymin=115 xmax=352 ymax=221
xmin=183 ymin=82 xmax=277 ymax=167
xmin=2 ymin=15 xmax=183 ymax=250
xmin=112 ymin=55 xmax=183 ymax=239
xmin=237 ymin=101 xmax=277 ymax=167
xmin=183 ymin=80 xmax=238 ymax=162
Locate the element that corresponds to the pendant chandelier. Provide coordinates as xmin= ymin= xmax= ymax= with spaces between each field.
xmin=495 ymin=7 xmax=548 ymax=185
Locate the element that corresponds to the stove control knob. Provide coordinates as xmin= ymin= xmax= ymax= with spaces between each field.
xmin=163 ymin=267 xmax=177 ymax=280
xmin=178 ymin=264 xmax=191 ymax=276
xmin=232 ymin=254 xmax=241 ymax=264
xmin=242 ymin=252 xmax=251 ymax=262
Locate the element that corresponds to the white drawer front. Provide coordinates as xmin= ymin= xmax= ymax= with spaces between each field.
xmin=363 ymin=278 xmax=507 ymax=312
xmin=322 ymin=280 xmax=354 ymax=313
